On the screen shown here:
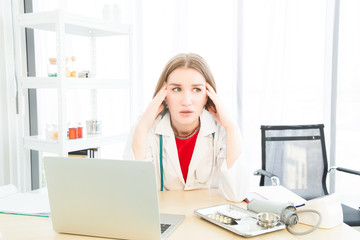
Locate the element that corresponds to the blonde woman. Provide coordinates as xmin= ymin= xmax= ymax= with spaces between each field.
xmin=125 ymin=53 xmax=248 ymax=202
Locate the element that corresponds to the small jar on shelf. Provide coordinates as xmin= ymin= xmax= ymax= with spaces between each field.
xmin=46 ymin=123 xmax=58 ymax=140
xmin=77 ymin=122 xmax=83 ymax=138
xmin=68 ymin=125 xmax=78 ymax=139
xmin=47 ymin=57 xmax=70 ymax=77
xmin=47 ymin=58 xmax=57 ymax=77
xmin=67 ymin=122 xmax=84 ymax=139
xmin=69 ymin=56 xmax=78 ymax=77
xmin=65 ymin=57 xmax=70 ymax=77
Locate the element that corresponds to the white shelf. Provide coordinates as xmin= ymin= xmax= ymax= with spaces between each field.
xmin=17 ymin=10 xmax=130 ymax=37
xmin=20 ymin=77 xmax=131 ymax=89
xmin=17 ymin=9 xmax=133 ymax=158
xmin=24 ymin=134 xmax=128 ymax=154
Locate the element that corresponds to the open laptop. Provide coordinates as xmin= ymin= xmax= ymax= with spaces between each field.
xmin=43 ymin=157 xmax=185 ymax=240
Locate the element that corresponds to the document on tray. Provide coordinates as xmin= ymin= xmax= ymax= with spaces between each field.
xmin=0 ymin=184 xmax=50 ymax=217
xmin=247 ymin=186 xmax=306 ymax=207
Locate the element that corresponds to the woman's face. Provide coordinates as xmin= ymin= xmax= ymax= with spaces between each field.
xmin=165 ymin=67 xmax=208 ymax=129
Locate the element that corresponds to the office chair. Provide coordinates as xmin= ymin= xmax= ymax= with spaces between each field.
xmin=254 ymin=124 xmax=360 ymax=227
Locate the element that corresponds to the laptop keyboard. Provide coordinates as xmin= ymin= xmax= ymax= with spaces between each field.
xmin=160 ymin=224 xmax=171 ymax=233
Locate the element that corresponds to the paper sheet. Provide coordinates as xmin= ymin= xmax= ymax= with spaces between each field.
xmin=247 ymin=186 xmax=306 ymax=206
xmin=0 ymin=184 xmax=17 ymax=199
xmin=0 ymin=185 xmax=50 ymax=217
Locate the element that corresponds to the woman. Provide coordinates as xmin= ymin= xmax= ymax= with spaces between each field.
xmin=125 ymin=53 xmax=248 ymax=202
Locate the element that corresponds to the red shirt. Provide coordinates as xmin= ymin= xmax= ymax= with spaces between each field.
xmin=175 ymin=130 xmax=199 ymax=183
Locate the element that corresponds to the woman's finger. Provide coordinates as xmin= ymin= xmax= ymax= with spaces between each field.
xmin=156 ymin=103 xmax=165 ymax=116
xmin=206 ymin=83 xmax=217 ymax=98
xmin=206 ymin=82 xmax=216 ymax=94
xmin=153 ymin=84 xmax=167 ymax=107
xmin=157 ymin=83 xmax=167 ymax=98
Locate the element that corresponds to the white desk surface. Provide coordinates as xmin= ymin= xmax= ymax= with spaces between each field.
xmin=0 ymin=188 xmax=359 ymax=240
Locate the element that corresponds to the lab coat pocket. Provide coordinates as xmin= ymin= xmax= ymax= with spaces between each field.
xmin=194 ymin=158 xmax=213 ymax=184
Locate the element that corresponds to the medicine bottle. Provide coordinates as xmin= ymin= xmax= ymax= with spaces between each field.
xmin=70 ymin=56 xmax=78 ymax=77
xmin=47 ymin=58 xmax=57 ymax=77
xmin=68 ymin=126 xmax=78 ymax=139
xmin=65 ymin=57 xmax=70 ymax=77
xmin=46 ymin=123 xmax=58 ymax=140
xmin=77 ymin=122 xmax=83 ymax=138
xmin=48 ymin=58 xmax=70 ymax=77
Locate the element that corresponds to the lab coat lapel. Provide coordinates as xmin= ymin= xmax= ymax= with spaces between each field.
xmin=154 ymin=112 xmax=185 ymax=185
xmin=187 ymin=110 xmax=217 ymax=179
xmin=187 ymin=131 xmax=210 ymax=177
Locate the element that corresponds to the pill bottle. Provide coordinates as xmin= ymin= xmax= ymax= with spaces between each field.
xmin=47 ymin=58 xmax=57 ymax=77
xmin=65 ymin=57 xmax=70 ymax=77
xmin=77 ymin=122 xmax=83 ymax=138
xmin=68 ymin=124 xmax=78 ymax=139
xmin=70 ymin=56 xmax=78 ymax=77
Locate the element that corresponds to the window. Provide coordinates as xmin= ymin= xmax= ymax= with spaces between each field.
xmin=336 ymin=0 xmax=360 ymax=208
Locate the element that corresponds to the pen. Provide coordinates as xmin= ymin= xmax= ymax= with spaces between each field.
xmin=295 ymin=203 xmax=305 ymax=208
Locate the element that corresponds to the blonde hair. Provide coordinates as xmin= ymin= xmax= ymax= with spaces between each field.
xmin=153 ymin=53 xmax=217 ymax=112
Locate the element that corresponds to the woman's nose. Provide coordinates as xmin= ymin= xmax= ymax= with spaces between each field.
xmin=181 ymin=91 xmax=192 ymax=106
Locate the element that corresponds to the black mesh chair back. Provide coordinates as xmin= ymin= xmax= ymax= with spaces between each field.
xmin=260 ymin=124 xmax=329 ymax=200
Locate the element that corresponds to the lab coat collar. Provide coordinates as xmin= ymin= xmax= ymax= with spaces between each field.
xmin=154 ymin=110 xmax=173 ymax=136
xmin=154 ymin=109 xmax=218 ymax=186
xmin=198 ymin=109 xmax=217 ymax=137
xmin=154 ymin=109 xmax=217 ymax=137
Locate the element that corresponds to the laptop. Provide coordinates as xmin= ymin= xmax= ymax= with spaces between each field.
xmin=43 ymin=157 xmax=185 ymax=240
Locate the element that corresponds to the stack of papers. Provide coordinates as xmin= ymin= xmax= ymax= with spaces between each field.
xmin=0 ymin=184 xmax=50 ymax=217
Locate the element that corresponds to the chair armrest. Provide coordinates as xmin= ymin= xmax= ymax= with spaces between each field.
xmin=253 ymin=169 xmax=280 ymax=186
xmin=329 ymin=166 xmax=360 ymax=176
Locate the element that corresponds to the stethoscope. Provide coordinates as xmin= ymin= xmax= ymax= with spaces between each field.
xmin=159 ymin=110 xmax=215 ymax=191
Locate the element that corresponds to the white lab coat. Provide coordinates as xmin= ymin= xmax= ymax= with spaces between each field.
xmin=124 ymin=109 xmax=249 ymax=202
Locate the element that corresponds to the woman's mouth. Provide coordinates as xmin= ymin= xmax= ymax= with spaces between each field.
xmin=179 ymin=110 xmax=193 ymax=117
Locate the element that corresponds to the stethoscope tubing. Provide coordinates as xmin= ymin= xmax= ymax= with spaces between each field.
xmin=158 ymin=109 xmax=215 ymax=191
xmin=159 ymin=131 xmax=215 ymax=191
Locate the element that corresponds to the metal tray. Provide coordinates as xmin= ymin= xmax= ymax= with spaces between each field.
xmin=194 ymin=204 xmax=285 ymax=237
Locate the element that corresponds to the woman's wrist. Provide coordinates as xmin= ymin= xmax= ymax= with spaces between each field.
xmin=224 ymin=120 xmax=242 ymax=169
xmin=223 ymin=121 xmax=237 ymax=132
xmin=132 ymin=124 xmax=148 ymax=160
xmin=138 ymin=113 xmax=155 ymax=131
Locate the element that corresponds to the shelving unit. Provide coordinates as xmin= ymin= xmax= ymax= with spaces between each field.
xmin=19 ymin=76 xmax=131 ymax=89
xmin=16 ymin=9 xmax=134 ymax=157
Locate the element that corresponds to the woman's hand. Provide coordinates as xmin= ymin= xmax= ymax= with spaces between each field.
xmin=132 ymin=84 xmax=167 ymax=160
xmin=206 ymin=83 xmax=241 ymax=169
xmin=139 ymin=84 xmax=167 ymax=130
xmin=206 ymin=83 xmax=233 ymax=130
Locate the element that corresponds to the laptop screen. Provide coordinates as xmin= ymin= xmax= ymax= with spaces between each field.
xmin=44 ymin=157 xmax=163 ymax=239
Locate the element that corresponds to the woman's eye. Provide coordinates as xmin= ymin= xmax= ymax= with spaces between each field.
xmin=172 ymin=87 xmax=181 ymax=92
xmin=193 ymin=88 xmax=202 ymax=93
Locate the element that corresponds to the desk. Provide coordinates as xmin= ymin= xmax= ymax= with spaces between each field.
xmin=0 ymin=189 xmax=359 ymax=240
